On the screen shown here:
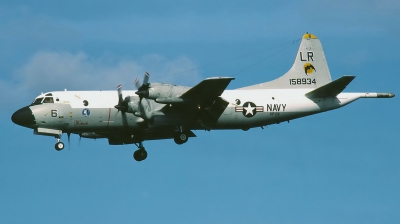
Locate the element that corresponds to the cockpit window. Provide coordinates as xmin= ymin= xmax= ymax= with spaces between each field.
xmin=43 ymin=97 xmax=54 ymax=103
xmin=31 ymin=97 xmax=44 ymax=105
xmin=31 ymin=96 xmax=54 ymax=105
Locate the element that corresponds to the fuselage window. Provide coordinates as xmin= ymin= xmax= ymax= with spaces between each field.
xmin=43 ymin=97 xmax=54 ymax=103
xmin=32 ymin=98 xmax=44 ymax=105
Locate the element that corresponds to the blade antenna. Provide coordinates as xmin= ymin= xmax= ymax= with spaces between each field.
xmin=67 ymin=132 xmax=71 ymax=150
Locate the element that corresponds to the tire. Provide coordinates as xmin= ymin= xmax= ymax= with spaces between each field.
xmin=133 ymin=148 xmax=147 ymax=161
xmin=55 ymin=142 xmax=64 ymax=151
xmin=174 ymin=132 xmax=188 ymax=145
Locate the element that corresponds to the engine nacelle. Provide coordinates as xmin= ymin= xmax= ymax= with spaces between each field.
xmin=147 ymin=83 xmax=173 ymax=99
xmin=137 ymin=83 xmax=190 ymax=103
xmin=125 ymin=96 xmax=140 ymax=113
xmin=125 ymin=96 xmax=152 ymax=119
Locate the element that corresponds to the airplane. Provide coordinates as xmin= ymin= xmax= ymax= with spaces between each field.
xmin=11 ymin=33 xmax=394 ymax=162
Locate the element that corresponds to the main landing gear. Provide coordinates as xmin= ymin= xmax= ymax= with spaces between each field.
xmin=54 ymin=137 xmax=64 ymax=151
xmin=133 ymin=142 xmax=147 ymax=162
xmin=174 ymin=132 xmax=188 ymax=145
xmin=133 ymin=131 xmax=189 ymax=162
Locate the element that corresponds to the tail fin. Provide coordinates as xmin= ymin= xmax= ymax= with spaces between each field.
xmin=240 ymin=33 xmax=332 ymax=90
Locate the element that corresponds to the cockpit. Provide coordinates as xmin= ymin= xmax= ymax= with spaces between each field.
xmin=31 ymin=93 xmax=54 ymax=105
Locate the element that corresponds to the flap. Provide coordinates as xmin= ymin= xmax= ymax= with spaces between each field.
xmin=203 ymin=96 xmax=230 ymax=123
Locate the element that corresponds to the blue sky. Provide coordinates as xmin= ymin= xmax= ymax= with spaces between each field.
xmin=1 ymin=1 xmax=399 ymax=223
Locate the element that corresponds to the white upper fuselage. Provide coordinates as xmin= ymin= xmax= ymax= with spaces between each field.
xmin=27 ymin=88 xmax=365 ymax=133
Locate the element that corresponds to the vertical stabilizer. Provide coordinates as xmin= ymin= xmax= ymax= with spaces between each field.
xmin=240 ymin=33 xmax=332 ymax=90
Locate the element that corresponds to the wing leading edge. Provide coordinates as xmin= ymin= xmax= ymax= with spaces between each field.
xmin=181 ymin=77 xmax=235 ymax=106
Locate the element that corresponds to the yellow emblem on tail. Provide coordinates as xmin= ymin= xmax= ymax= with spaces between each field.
xmin=303 ymin=63 xmax=316 ymax=75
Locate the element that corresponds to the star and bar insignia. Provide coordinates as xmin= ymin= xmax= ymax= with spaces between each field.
xmin=235 ymin=101 xmax=264 ymax=118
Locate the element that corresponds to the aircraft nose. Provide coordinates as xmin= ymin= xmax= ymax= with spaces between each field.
xmin=11 ymin=106 xmax=36 ymax=127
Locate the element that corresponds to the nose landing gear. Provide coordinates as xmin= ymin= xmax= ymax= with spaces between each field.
xmin=55 ymin=137 xmax=64 ymax=151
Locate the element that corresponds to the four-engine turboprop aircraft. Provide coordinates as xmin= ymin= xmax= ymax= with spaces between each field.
xmin=11 ymin=33 xmax=394 ymax=162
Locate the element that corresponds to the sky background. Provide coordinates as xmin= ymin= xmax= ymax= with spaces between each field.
xmin=1 ymin=1 xmax=399 ymax=223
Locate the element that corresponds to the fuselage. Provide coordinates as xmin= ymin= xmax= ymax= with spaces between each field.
xmin=12 ymin=88 xmax=365 ymax=135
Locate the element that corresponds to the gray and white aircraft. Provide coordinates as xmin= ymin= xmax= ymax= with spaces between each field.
xmin=11 ymin=33 xmax=394 ymax=162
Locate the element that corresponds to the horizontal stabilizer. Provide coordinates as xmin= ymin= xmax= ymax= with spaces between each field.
xmin=305 ymin=76 xmax=355 ymax=98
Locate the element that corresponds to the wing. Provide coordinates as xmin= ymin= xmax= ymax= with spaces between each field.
xmin=159 ymin=77 xmax=235 ymax=125
xmin=180 ymin=77 xmax=235 ymax=107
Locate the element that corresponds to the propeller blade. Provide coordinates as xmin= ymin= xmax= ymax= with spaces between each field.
xmin=134 ymin=78 xmax=141 ymax=90
xmin=138 ymin=97 xmax=152 ymax=120
xmin=115 ymin=84 xmax=128 ymax=112
xmin=117 ymin=84 xmax=123 ymax=105
xmin=143 ymin=72 xmax=150 ymax=86
xmin=122 ymin=111 xmax=128 ymax=129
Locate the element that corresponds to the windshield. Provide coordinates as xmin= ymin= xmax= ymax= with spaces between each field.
xmin=43 ymin=97 xmax=54 ymax=103
xmin=31 ymin=98 xmax=44 ymax=105
xmin=31 ymin=95 xmax=55 ymax=105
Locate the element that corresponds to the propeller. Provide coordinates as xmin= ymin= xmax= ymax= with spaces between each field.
xmin=113 ymin=72 xmax=152 ymax=124
xmin=134 ymin=72 xmax=152 ymax=120
xmin=114 ymin=84 xmax=129 ymax=128
xmin=135 ymin=72 xmax=150 ymax=98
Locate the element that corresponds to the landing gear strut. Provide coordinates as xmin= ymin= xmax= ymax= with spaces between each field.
xmin=133 ymin=142 xmax=147 ymax=162
xmin=54 ymin=137 xmax=64 ymax=151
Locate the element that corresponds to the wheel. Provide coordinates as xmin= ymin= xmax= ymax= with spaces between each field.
xmin=55 ymin=142 xmax=64 ymax=151
xmin=174 ymin=132 xmax=188 ymax=145
xmin=133 ymin=148 xmax=148 ymax=161
xmin=133 ymin=148 xmax=147 ymax=161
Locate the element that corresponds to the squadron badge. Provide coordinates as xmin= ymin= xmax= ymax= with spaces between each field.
xmin=303 ymin=63 xmax=316 ymax=75
xmin=82 ymin=108 xmax=90 ymax=117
